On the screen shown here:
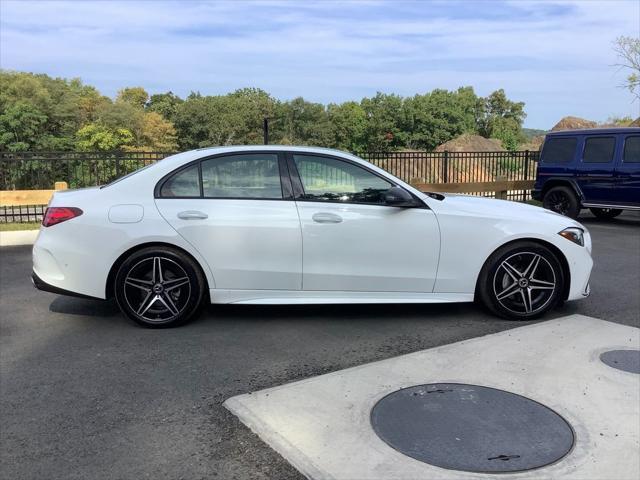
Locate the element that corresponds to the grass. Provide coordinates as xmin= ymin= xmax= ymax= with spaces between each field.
xmin=0 ymin=222 xmax=41 ymax=232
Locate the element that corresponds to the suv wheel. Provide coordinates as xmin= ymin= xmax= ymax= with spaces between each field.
xmin=542 ymin=186 xmax=580 ymax=219
xmin=477 ymin=241 xmax=565 ymax=320
xmin=589 ymin=207 xmax=622 ymax=219
xmin=114 ymin=246 xmax=206 ymax=328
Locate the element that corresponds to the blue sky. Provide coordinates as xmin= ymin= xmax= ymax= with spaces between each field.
xmin=1 ymin=0 xmax=639 ymax=128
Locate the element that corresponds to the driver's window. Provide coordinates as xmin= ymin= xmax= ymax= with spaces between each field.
xmin=293 ymin=154 xmax=392 ymax=204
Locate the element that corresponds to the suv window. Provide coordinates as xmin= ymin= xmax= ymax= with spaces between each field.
xmin=623 ymin=136 xmax=640 ymax=163
xmin=583 ymin=137 xmax=615 ymax=163
xmin=293 ymin=154 xmax=392 ymax=204
xmin=160 ymin=164 xmax=201 ymax=197
xmin=541 ymin=137 xmax=576 ymax=164
xmin=201 ymin=154 xmax=282 ymax=199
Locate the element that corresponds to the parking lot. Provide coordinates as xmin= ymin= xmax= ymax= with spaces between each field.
xmin=1 ymin=211 xmax=639 ymax=480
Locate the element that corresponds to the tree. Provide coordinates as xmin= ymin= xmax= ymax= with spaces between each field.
xmin=614 ymin=36 xmax=640 ymax=100
xmin=124 ymin=112 xmax=178 ymax=151
xmin=0 ymin=102 xmax=47 ymax=151
xmin=276 ymin=97 xmax=332 ymax=146
xmin=75 ymin=124 xmax=134 ymax=151
xmin=404 ymin=87 xmax=480 ymax=150
xmin=477 ymin=89 xmax=526 ymax=151
xmin=116 ymin=87 xmax=149 ymax=108
xmin=327 ymin=101 xmax=367 ymax=151
xmin=360 ymin=93 xmax=406 ymax=151
xmin=147 ymin=91 xmax=183 ymax=122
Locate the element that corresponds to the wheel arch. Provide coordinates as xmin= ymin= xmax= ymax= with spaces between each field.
xmin=105 ymin=242 xmax=211 ymax=300
xmin=541 ymin=178 xmax=583 ymax=203
xmin=474 ymin=238 xmax=571 ymax=302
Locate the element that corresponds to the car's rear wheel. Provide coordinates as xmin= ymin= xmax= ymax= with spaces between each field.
xmin=542 ymin=186 xmax=580 ymax=219
xmin=477 ymin=241 xmax=565 ymax=320
xmin=589 ymin=207 xmax=622 ymax=219
xmin=114 ymin=246 xmax=205 ymax=328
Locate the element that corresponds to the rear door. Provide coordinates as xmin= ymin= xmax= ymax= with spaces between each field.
xmin=616 ymin=134 xmax=640 ymax=206
xmin=155 ymin=152 xmax=302 ymax=291
xmin=575 ymin=135 xmax=617 ymax=204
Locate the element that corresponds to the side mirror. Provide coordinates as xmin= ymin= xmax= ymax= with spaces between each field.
xmin=384 ymin=186 xmax=416 ymax=207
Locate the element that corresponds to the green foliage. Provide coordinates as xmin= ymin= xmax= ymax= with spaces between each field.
xmin=477 ymin=89 xmax=526 ymax=151
xmin=116 ymin=87 xmax=149 ymax=108
xmin=404 ymin=87 xmax=479 ymax=150
xmin=0 ymin=70 xmax=530 ymax=153
xmin=75 ymin=124 xmax=134 ymax=151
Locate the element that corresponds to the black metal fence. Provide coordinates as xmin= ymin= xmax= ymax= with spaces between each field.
xmin=1 ymin=150 xmax=539 ymax=222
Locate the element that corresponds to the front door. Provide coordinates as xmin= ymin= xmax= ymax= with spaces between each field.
xmin=289 ymin=153 xmax=440 ymax=292
xmin=155 ymin=152 xmax=302 ymax=290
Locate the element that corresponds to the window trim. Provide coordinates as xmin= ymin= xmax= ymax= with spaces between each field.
xmin=286 ymin=151 xmax=427 ymax=209
xmin=154 ymin=151 xmax=292 ymax=201
xmin=580 ymin=135 xmax=616 ymax=164
xmin=622 ymin=135 xmax=640 ymax=164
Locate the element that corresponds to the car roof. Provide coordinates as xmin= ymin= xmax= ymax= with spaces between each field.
xmin=546 ymin=127 xmax=640 ymax=136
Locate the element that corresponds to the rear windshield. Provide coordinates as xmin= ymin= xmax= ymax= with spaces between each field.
xmin=541 ymin=137 xmax=577 ymax=164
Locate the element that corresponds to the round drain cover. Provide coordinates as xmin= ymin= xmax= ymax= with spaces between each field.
xmin=600 ymin=350 xmax=640 ymax=374
xmin=371 ymin=383 xmax=574 ymax=473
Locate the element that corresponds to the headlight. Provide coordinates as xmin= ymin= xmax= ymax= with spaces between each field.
xmin=558 ymin=227 xmax=584 ymax=246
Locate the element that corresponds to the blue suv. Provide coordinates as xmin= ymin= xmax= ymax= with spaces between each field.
xmin=533 ymin=127 xmax=640 ymax=219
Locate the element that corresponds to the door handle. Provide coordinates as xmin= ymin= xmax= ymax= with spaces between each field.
xmin=177 ymin=210 xmax=208 ymax=220
xmin=312 ymin=212 xmax=343 ymax=224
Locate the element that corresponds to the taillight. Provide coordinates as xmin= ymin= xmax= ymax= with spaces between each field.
xmin=42 ymin=207 xmax=83 ymax=227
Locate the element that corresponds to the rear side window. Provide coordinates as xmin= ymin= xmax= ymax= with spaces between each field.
xmin=583 ymin=137 xmax=615 ymax=163
xmin=541 ymin=137 xmax=576 ymax=164
xmin=160 ymin=164 xmax=201 ymax=197
xmin=200 ymin=154 xmax=283 ymax=199
xmin=623 ymin=136 xmax=640 ymax=163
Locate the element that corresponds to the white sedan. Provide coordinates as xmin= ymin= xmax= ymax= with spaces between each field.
xmin=32 ymin=146 xmax=593 ymax=327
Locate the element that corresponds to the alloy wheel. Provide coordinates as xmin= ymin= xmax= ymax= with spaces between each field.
xmin=546 ymin=191 xmax=570 ymax=215
xmin=123 ymin=256 xmax=192 ymax=323
xmin=492 ymin=251 xmax=557 ymax=315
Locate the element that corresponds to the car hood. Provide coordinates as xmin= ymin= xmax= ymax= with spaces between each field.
xmin=427 ymin=193 xmax=582 ymax=228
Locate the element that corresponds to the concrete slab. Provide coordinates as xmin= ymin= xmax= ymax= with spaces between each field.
xmin=224 ymin=315 xmax=640 ymax=480
xmin=0 ymin=229 xmax=38 ymax=246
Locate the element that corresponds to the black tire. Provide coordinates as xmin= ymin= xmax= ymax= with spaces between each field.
xmin=477 ymin=241 xmax=565 ymax=320
xmin=589 ymin=207 xmax=622 ymax=219
xmin=542 ymin=186 xmax=580 ymax=219
xmin=114 ymin=246 xmax=206 ymax=328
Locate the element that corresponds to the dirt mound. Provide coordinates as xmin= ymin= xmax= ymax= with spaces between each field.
xmin=551 ymin=116 xmax=597 ymax=131
xmin=435 ymin=134 xmax=504 ymax=152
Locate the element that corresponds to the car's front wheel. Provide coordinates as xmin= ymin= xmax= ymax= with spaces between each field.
xmin=589 ymin=207 xmax=622 ymax=219
xmin=114 ymin=246 xmax=206 ymax=328
xmin=477 ymin=241 xmax=565 ymax=320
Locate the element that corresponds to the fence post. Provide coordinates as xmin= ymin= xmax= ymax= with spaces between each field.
xmin=443 ymin=150 xmax=449 ymax=183
xmin=495 ymin=175 xmax=507 ymax=200
xmin=523 ymin=150 xmax=530 ymax=202
xmin=115 ymin=151 xmax=121 ymax=178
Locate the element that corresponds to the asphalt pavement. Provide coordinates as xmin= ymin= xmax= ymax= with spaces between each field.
xmin=1 ymin=210 xmax=638 ymax=480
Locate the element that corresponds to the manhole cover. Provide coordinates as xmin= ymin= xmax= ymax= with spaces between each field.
xmin=370 ymin=383 xmax=574 ymax=473
xmin=600 ymin=350 xmax=640 ymax=374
